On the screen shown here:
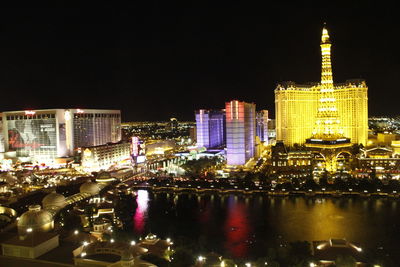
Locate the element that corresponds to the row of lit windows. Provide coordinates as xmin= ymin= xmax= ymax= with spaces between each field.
xmin=6 ymin=114 xmax=55 ymax=120
xmin=73 ymin=113 xmax=120 ymax=119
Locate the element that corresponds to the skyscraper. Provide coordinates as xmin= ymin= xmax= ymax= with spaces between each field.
xmin=275 ymin=27 xmax=368 ymax=147
xmin=195 ymin=109 xmax=225 ymax=148
xmin=256 ymin=110 xmax=269 ymax=144
xmin=225 ymin=100 xmax=256 ymax=166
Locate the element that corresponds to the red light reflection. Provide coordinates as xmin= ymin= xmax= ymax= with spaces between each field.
xmin=133 ymin=190 xmax=149 ymax=234
xmin=224 ymin=196 xmax=251 ymax=258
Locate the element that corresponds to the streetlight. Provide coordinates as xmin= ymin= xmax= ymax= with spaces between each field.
xmin=198 ymin=256 xmax=205 ymax=262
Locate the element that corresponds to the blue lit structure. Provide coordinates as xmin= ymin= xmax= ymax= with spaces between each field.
xmin=195 ymin=109 xmax=225 ymax=149
xmin=225 ymin=100 xmax=256 ymax=166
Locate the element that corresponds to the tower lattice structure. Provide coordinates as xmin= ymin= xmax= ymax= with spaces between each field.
xmin=306 ymin=26 xmax=350 ymax=147
xmin=305 ymin=25 xmax=352 ymax=173
xmin=312 ymin=27 xmax=343 ymax=139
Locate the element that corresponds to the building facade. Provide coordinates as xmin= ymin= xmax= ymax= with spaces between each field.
xmin=256 ymin=110 xmax=269 ymax=143
xmin=275 ymin=28 xmax=368 ymax=147
xmin=72 ymin=109 xmax=121 ymax=148
xmin=0 ymin=109 xmax=121 ymax=164
xmin=81 ymin=141 xmax=131 ymax=171
xmin=195 ymin=109 xmax=225 ymax=149
xmin=225 ymin=100 xmax=256 ymax=166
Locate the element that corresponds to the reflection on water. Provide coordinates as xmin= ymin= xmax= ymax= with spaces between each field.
xmin=224 ymin=195 xmax=250 ymax=258
xmin=131 ymin=192 xmax=400 ymax=259
xmin=133 ymin=190 xmax=149 ymax=234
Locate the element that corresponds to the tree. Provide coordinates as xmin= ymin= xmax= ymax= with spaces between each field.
xmin=181 ymin=157 xmax=219 ymax=178
xmin=170 ymin=247 xmax=195 ymax=267
xmin=141 ymin=254 xmax=169 ymax=267
xmin=287 ymin=241 xmax=312 ymax=266
xmin=333 ymin=177 xmax=347 ymax=191
xmin=351 ymin=144 xmax=363 ymax=155
xmin=83 ymin=204 xmax=97 ymax=228
xmin=303 ymin=178 xmax=317 ymax=190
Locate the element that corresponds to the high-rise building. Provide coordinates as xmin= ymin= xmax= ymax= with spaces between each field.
xmin=256 ymin=110 xmax=269 ymax=144
xmin=275 ymin=27 xmax=368 ymax=147
xmin=195 ymin=109 xmax=225 ymax=148
xmin=72 ymin=109 xmax=121 ymax=148
xmin=225 ymin=100 xmax=256 ymax=166
xmin=1 ymin=109 xmax=121 ymax=164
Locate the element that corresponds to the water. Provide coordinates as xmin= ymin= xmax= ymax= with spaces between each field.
xmin=131 ymin=190 xmax=400 ymax=260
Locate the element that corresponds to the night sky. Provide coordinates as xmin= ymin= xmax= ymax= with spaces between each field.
xmin=0 ymin=3 xmax=398 ymax=121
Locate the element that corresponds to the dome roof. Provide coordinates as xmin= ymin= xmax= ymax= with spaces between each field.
xmin=97 ymin=171 xmax=111 ymax=180
xmin=80 ymin=181 xmax=100 ymax=195
xmin=42 ymin=191 xmax=66 ymax=209
xmin=18 ymin=205 xmax=54 ymax=231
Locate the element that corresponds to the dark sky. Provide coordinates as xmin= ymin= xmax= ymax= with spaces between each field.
xmin=0 ymin=3 xmax=398 ymax=121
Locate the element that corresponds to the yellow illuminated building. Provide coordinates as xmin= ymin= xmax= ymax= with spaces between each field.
xmin=275 ymin=26 xmax=368 ymax=147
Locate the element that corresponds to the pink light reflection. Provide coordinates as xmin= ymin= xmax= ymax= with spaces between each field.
xmin=224 ymin=196 xmax=250 ymax=258
xmin=133 ymin=190 xmax=149 ymax=234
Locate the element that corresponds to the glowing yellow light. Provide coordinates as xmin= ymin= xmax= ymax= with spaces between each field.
xmin=275 ymin=25 xmax=368 ymax=148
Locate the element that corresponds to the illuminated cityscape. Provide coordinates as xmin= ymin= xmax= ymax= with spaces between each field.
xmin=275 ymin=28 xmax=368 ymax=147
xmin=1 ymin=4 xmax=400 ymax=267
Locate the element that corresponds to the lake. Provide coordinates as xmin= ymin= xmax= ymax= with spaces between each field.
xmin=131 ymin=190 xmax=400 ymax=260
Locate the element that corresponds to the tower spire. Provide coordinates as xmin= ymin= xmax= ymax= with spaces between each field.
xmin=306 ymin=25 xmax=350 ymax=148
xmin=311 ymin=25 xmax=342 ymax=138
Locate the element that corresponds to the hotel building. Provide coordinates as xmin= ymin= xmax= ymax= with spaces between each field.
xmin=81 ymin=141 xmax=131 ymax=171
xmin=0 ymin=109 xmax=121 ymax=164
xmin=275 ymin=28 xmax=368 ymax=147
xmin=256 ymin=110 xmax=269 ymax=143
xmin=195 ymin=109 xmax=226 ymax=149
xmin=225 ymin=100 xmax=256 ymax=166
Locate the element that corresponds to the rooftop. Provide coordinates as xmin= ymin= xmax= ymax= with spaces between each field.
xmin=2 ymin=232 xmax=58 ymax=247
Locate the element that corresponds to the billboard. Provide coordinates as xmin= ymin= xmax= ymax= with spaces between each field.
xmin=7 ymin=118 xmax=57 ymax=154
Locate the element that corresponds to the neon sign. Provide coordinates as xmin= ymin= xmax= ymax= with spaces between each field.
xmin=131 ymin=136 xmax=139 ymax=157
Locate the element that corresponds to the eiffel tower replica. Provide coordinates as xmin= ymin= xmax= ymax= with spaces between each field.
xmin=305 ymin=25 xmax=352 ymax=172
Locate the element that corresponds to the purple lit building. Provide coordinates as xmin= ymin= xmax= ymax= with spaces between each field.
xmin=195 ymin=109 xmax=225 ymax=149
xmin=256 ymin=110 xmax=269 ymax=144
xmin=225 ymin=100 xmax=256 ymax=166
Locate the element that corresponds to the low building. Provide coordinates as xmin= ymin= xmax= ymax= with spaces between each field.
xmin=73 ymin=240 xmax=153 ymax=267
xmin=271 ymin=141 xmax=288 ymax=167
xmin=377 ymin=132 xmax=397 ymax=146
xmin=357 ymin=147 xmax=400 ymax=177
xmin=81 ymin=142 xmax=131 ymax=171
xmin=2 ymin=232 xmax=59 ymax=259
xmin=2 ymin=204 xmax=59 ymax=259
xmin=312 ymin=239 xmax=366 ymax=266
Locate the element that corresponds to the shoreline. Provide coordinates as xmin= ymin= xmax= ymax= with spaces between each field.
xmin=129 ymin=185 xmax=400 ymax=198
